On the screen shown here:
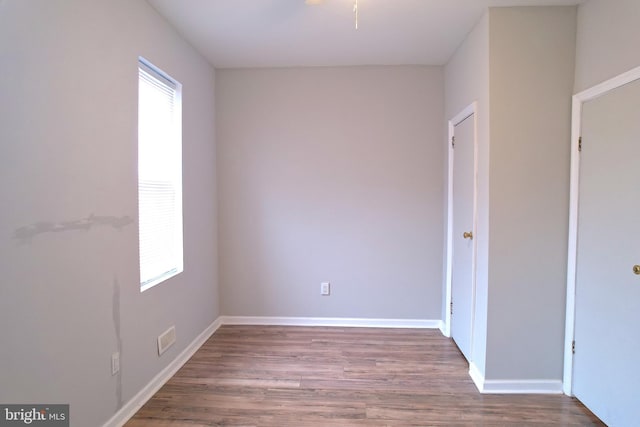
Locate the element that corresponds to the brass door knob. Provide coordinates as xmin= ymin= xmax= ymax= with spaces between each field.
xmin=633 ymin=265 xmax=640 ymax=275
xmin=463 ymin=231 xmax=473 ymax=240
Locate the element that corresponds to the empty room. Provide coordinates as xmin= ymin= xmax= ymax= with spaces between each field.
xmin=1 ymin=0 xmax=638 ymax=426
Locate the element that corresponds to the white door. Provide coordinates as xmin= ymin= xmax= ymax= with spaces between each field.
xmin=451 ymin=113 xmax=475 ymax=361
xmin=573 ymin=77 xmax=640 ymax=426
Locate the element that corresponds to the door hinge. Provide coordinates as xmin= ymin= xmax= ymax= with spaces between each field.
xmin=572 ymin=340 xmax=575 ymax=354
xmin=578 ymin=136 xmax=582 ymax=152
xmin=450 ymin=301 xmax=453 ymax=316
xmin=451 ymin=136 xmax=455 ymax=148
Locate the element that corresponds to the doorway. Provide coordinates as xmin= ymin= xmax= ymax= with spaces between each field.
xmin=564 ymin=67 xmax=640 ymax=426
xmin=445 ymin=103 xmax=478 ymax=363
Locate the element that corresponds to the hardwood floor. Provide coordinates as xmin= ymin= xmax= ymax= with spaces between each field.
xmin=126 ymin=326 xmax=603 ymax=426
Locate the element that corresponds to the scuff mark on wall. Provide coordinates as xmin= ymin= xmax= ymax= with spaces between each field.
xmin=113 ymin=278 xmax=123 ymax=409
xmin=13 ymin=214 xmax=133 ymax=242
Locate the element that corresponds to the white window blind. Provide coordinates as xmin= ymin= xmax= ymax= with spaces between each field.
xmin=138 ymin=58 xmax=183 ymax=291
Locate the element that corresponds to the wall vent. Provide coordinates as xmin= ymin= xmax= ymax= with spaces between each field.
xmin=157 ymin=326 xmax=176 ymax=356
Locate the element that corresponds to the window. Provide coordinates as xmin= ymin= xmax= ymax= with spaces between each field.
xmin=138 ymin=57 xmax=183 ymax=291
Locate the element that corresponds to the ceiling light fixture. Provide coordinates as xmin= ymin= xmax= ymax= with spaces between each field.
xmin=305 ymin=0 xmax=359 ymax=30
xmin=353 ymin=0 xmax=358 ymax=29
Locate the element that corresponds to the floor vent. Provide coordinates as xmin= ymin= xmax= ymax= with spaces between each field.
xmin=157 ymin=326 xmax=176 ymax=356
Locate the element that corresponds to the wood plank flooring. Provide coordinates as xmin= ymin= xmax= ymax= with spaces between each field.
xmin=126 ymin=326 xmax=604 ymax=426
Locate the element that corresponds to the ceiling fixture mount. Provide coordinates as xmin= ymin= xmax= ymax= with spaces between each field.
xmin=353 ymin=0 xmax=358 ymax=29
xmin=305 ymin=0 xmax=359 ymax=30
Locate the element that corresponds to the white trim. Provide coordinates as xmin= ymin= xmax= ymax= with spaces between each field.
xmin=444 ymin=118 xmax=454 ymax=338
xmin=481 ymin=379 xmax=563 ymax=394
xmin=469 ymin=362 xmax=485 ymax=392
xmin=577 ymin=66 xmax=640 ymax=102
xmin=103 ymin=315 xmax=441 ymax=426
xmin=102 ymin=317 xmax=223 ymax=427
xmin=444 ymin=102 xmax=478 ymax=362
xmin=469 ymin=363 xmax=562 ymax=394
xmin=563 ymin=65 xmax=640 ymax=396
xmin=219 ymin=316 xmax=443 ymax=329
xmin=102 ymin=312 xmax=567 ymax=426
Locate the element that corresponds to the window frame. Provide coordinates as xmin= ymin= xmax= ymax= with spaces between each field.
xmin=137 ymin=56 xmax=184 ymax=292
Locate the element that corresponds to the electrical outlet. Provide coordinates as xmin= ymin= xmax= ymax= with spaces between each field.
xmin=111 ymin=352 xmax=120 ymax=376
xmin=321 ymin=282 xmax=330 ymax=296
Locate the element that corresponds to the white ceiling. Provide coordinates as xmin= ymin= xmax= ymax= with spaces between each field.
xmin=147 ymin=0 xmax=584 ymax=68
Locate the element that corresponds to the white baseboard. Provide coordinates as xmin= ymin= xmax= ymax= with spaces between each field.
xmin=481 ymin=379 xmax=563 ymax=394
xmin=469 ymin=362 xmax=485 ymax=392
xmin=468 ymin=362 xmax=562 ymax=394
xmin=438 ymin=322 xmax=448 ymax=336
xmin=103 ymin=315 xmax=442 ymax=426
xmin=219 ymin=315 xmax=443 ymax=329
xmin=102 ymin=317 xmax=223 ymax=427
xmin=102 ymin=313 xmax=562 ymax=427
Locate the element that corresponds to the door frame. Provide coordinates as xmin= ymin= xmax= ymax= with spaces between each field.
xmin=444 ymin=102 xmax=478 ymax=356
xmin=563 ymin=65 xmax=640 ymax=395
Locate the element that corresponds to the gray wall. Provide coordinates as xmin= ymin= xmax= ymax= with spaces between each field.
xmin=444 ymin=11 xmax=490 ymax=376
xmin=216 ymin=66 xmax=444 ymax=319
xmin=3 ymin=2 xmax=629 ymax=422
xmin=575 ymin=0 xmax=640 ymax=92
xmin=486 ymin=6 xmax=576 ymax=381
xmin=445 ymin=6 xmax=577 ymax=383
xmin=0 ymin=1 xmax=218 ymax=426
